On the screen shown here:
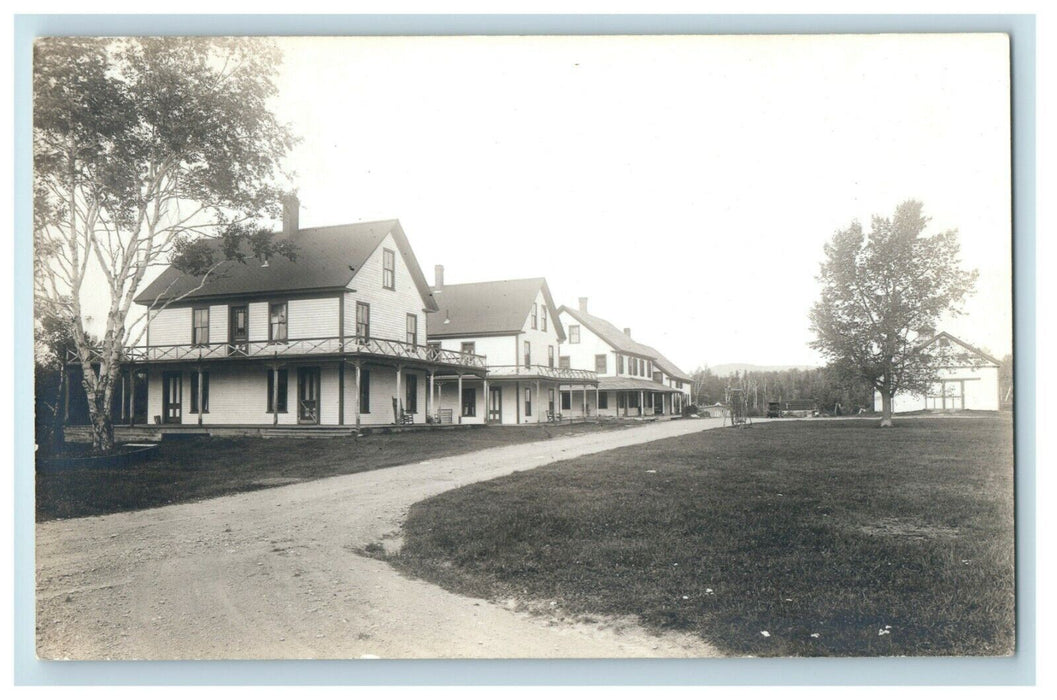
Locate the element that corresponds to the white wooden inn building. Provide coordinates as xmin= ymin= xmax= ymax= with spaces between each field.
xmin=68 ymin=197 xmax=694 ymax=435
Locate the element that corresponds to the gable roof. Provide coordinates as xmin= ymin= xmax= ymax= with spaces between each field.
xmin=558 ymin=305 xmax=657 ymax=358
xmin=426 ymin=277 xmax=565 ymax=341
xmin=134 ymin=219 xmax=438 ymax=311
xmin=638 ymin=344 xmax=693 ymax=382
xmin=925 ymin=331 xmax=1002 ymax=366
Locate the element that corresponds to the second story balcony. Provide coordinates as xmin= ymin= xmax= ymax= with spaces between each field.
xmin=76 ymin=335 xmax=488 ymax=371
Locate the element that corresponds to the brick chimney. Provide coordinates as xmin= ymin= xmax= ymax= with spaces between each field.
xmin=578 ymin=297 xmax=588 ymax=313
xmin=282 ymin=193 xmax=300 ymax=236
xmin=624 ymin=327 xmax=632 ymax=337
xmin=434 ymin=264 xmax=445 ymax=289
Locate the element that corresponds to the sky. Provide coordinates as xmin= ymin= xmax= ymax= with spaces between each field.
xmin=86 ymin=33 xmax=1013 ymax=374
xmin=266 ymin=34 xmax=1012 ymax=372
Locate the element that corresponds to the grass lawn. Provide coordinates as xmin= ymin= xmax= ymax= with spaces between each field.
xmin=35 ymin=421 xmax=632 ymax=522
xmin=392 ymin=416 xmax=1015 ymax=657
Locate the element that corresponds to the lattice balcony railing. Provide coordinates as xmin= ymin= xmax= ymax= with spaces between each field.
xmin=67 ymin=336 xmax=488 ymax=369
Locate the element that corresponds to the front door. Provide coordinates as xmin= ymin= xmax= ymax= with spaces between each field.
xmin=488 ymin=386 xmax=502 ymax=422
xmin=297 ymin=367 xmax=321 ymax=424
xmin=229 ymin=305 xmax=248 ymax=355
xmin=162 ymin=372 xmax=182 ymax=424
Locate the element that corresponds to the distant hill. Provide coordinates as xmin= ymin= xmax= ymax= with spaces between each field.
xmin=706 ymin=363 xmax=818 ymax=377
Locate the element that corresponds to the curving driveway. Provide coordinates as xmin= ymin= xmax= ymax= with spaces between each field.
xmin=36 ymin=418 xmax=729 ymax=659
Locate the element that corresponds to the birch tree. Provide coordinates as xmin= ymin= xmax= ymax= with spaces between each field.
xmin=34 ymin=37 xmax=295 ymax=452
xmin=809 ymin=200 xmax=978 ymax=427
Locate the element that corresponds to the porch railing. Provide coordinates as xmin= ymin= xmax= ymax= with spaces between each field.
xmin=68 ymin=336 xmax=488 ymax=369
xmin=485 ymin=364 xmax=598 ymax=382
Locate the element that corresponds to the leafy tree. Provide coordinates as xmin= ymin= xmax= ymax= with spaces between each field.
xmin=34 ymin=37 xmax=296 ymax=452
xmin=809 ymin=200 xmax=977 ymax=426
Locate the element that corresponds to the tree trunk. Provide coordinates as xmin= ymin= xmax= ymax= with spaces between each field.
xmin=88 ymin=400 xmax=116 ymax=453
xmin=83 ymin=366 xmax=117 ymax=453
xmin=880 ymin=390 xmax=894 ymax=428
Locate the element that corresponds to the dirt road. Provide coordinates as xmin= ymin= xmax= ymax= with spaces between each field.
xmin=37 ymin=418 xmax=728 ymax=659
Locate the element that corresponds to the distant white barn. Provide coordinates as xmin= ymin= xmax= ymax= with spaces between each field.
xmin=879 ymin=332 xmax=1001 ymax=413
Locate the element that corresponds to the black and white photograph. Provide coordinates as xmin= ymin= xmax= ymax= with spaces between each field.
xmin=29 ymin=31 xmax=1016 ymax=663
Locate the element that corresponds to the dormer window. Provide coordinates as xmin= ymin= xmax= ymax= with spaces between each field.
xmin=569 ymin=325 xmax=580 ymax=344
xmin=382 ymin=248 xmax=395 ymax=290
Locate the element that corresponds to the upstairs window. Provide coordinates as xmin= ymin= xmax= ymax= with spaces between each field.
xmin=595 ymin=354 xmax=607 ymax=374
xmin=192 ymin=307 xmax=209 ymax=346
xmin=406 ymin=313 xmax=418 ymax=347
xmin=356 ymin=302 xmax=370 ymax=340
xmin=617 ymin=354 xmax=625 ymax=374
xmin=548 ymin=345 xmax=555 ymax=368
xmin=269 ymin=302 xmax=288 ymax=342
xmin=524 ymin=340 xmax=531 ymax=368
xmin=461 ymin=341 xmax=476 ymax=356
xmin=382 ymin=248 xmax=395 ymax=290
xmin=568 ymin=325 xmax=581 ymax=344
xmin=559 ymin=355 xmax=571 ymax=370
xmin=541 ymin=309 xmax=547 ymax=332
xmin=531 ymin=304 xmax=538 ymax=330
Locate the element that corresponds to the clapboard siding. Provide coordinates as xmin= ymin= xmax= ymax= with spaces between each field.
xmin=208 ymin=305 xmax=226 ymax=344
xmin=289 ymin=297 xmax=340 ymax=339
xmin=347 ymin=232 xmax=428 ymax=345
xmin=149 ymin=307 xmax=192 ymax=346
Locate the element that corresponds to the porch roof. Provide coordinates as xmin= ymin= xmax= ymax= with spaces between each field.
xmin=597 ymin=377 xmax=686 ymax=393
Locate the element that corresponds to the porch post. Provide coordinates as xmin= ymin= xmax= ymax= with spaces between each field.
xmin=639 ymin=390 xmax=644 ymax=417
xmin=595 ymin=386 xmax=600 ymax=419
xmin=338 ymin=363 xmax=345 ymax=425
xmin=536 ymin=380 xmax=541 ymax=423
xmin=482 ymin=378 xmax=489 ymax=422
xmin=457 ymin=373 xmax=464 ymax=424
xmin=516 ymin=381 xmax=521 ymax=424
xmin=353 ymin=361 xmax=362 ymax=429
xmin=272 ymin=364 xmax=280 ymax=426
xmin=396 ymin=364 xmax=403 ymax=422
xmin=581 ymin=384 xmax=587 ymax=421
xmin=426 ymin=370 xmax=434 ymax=421
xmin=197 ymin=365 xmax=204 ymax=426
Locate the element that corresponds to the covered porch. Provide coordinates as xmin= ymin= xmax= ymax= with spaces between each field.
xmin=65 ymin=336 xmax=488 ymax=431
xmin=431 ymin=365 xmax=599 ymax=426
xmin=562 ymin=377 xmax=687 ymax=420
